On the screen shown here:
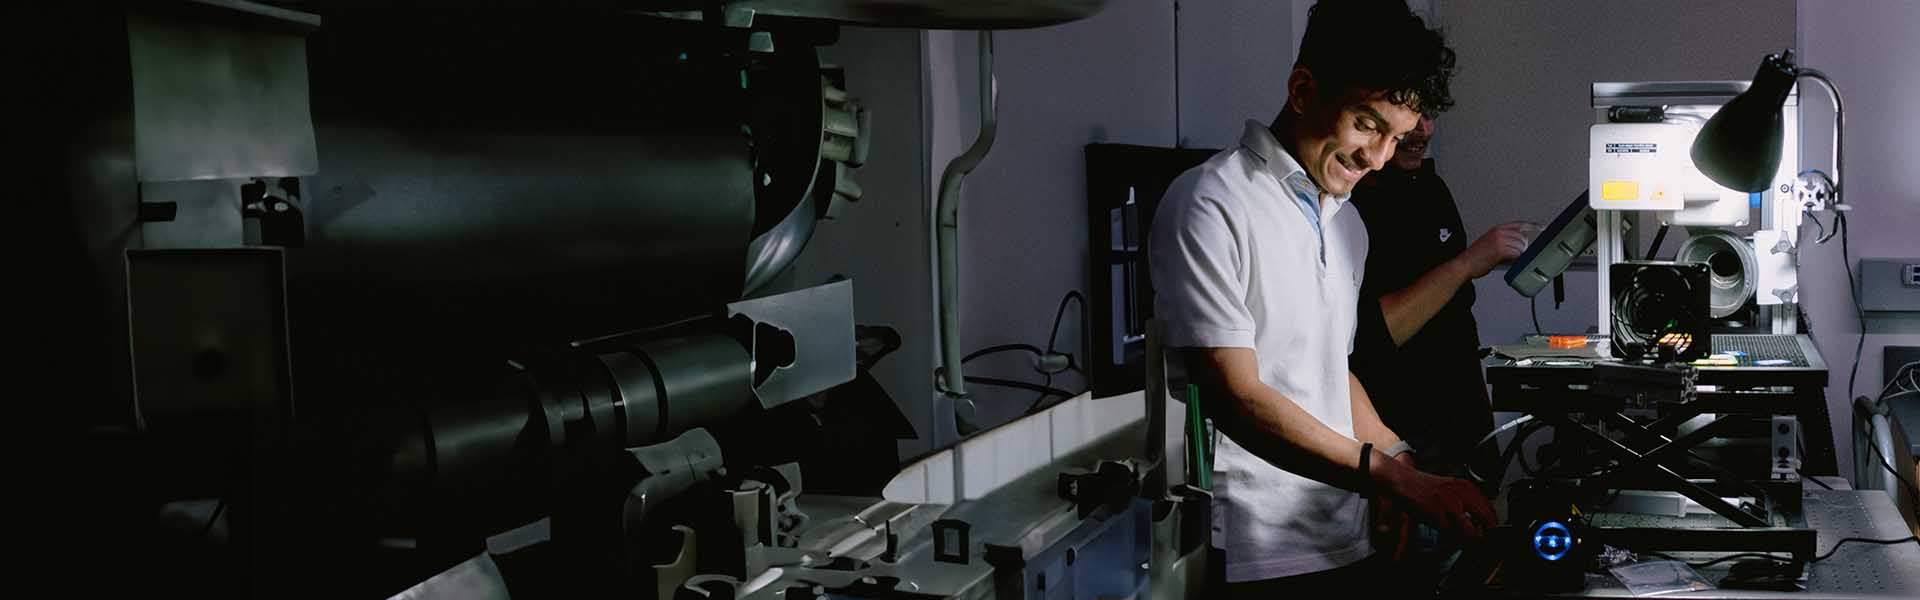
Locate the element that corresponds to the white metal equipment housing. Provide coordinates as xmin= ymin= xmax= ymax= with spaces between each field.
xmin=1589 ymin=81 xmax=1804 ymax=336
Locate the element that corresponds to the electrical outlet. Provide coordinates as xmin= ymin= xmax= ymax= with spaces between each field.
xmin=1860 ymin=259 xmax=1920 ymax=312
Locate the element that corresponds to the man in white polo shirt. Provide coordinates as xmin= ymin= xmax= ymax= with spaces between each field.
xmin=1148 ymin=1 xmax=1496 ymax=595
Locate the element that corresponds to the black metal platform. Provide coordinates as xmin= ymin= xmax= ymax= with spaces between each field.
xmin=1486 ymin=334 xmax=1835 ymax=476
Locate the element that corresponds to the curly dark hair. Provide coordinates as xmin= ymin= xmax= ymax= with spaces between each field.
xmin=1296 ymin=0 xmax=1457 ymax=116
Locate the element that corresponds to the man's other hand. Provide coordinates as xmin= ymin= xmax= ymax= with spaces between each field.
xmin=1380 ymin=458 xmax=1498 ymax=540
xmin=1455 ymin=221 xmax=1539 ymax=278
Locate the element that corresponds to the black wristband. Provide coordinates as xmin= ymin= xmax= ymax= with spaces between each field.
xmin=1359 ymin=442 xmax=1374 ymax=498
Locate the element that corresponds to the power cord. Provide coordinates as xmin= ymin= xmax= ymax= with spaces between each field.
xmin=965 ymin=375 xmax=1076 ymax=401
xmin=1876 ymin=361 xmax=1917 ymax=400
xmin=1813 ymin=536 xmax=1920 ymax=561
xmin=1044 ymin=290 xmax=1088 ymax=374
xmin=1531 ymin=294 xmax=1543 ymax=336
xmin=1838 ymin=212 xmax=1865 ymax=404
xmin=1029 ymin=290 xmax=1089 ymax=414
xmin=1468 ymin=415 xmax=1545 ymax=484
xmin=1644 ymin=551 xmax=1799 ymax=569
xmin=959 ymin=290 xmax=1091 ymax=415
xmin=1643 ymin=536 xmax=1920 ymax=568
xmin=962 ymin=343 xmax=1045 ymax=365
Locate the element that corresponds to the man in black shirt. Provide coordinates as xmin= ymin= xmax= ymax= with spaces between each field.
xmin=1349 ymin=115 xmax=1534 ymax=483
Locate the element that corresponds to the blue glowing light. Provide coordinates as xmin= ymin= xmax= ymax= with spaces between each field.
xmin=1533 ymin=521 xmax=1572 ymax=562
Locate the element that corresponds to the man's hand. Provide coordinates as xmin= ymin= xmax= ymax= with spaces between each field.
xmin=1454 ymin=221 xmax=1539 ymax=278
xmin=1377 ymin=455 xmax=1498 ymax=539
xmin=1371 ymin=453 xmax=1418 ymax=560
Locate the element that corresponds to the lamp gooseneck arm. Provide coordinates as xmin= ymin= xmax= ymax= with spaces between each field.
xmin=1799 ymin=68 xmax=1844 ymax=208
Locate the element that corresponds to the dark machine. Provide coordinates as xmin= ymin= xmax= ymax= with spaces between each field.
xmin=18 ymin=1 xmax=1151 ymax=598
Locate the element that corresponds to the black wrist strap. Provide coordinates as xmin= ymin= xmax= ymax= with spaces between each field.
xmin=1359 ymin=442 xmax=1374 ymax=499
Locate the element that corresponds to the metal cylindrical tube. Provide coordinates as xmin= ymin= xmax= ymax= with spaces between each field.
xmin=291 ymin=125 xmax=755 ymax=347
xmin=382 ymin=330 xmax=754 ymax=536
xmin=599 ymin=351 xmax=665 ymax=447
xmin=1676 ymin=230 xmax=1758 ymax=318
xmin=638 ymin=333 xmax=755 ymax=440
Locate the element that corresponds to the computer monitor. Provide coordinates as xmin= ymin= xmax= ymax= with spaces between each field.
xmin=1506 ymin=192 xmax=1598 ymax=298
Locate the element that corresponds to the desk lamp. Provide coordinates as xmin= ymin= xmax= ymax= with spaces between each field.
xmin=1691 ymin=49 xmax=1844 ymax=213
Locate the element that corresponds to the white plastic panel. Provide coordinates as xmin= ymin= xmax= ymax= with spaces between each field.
xmin=1590 ymin=123 xmax=1692 ymax=211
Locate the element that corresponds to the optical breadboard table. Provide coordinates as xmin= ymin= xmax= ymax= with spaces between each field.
xmin=1441 ymin=489 xmax=1920 ymax=598
xmin=1486 ymin=334 xmax=1835 ymax=476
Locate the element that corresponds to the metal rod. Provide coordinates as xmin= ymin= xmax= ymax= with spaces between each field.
xmin=935 ymin=31 xmax=999 ymax=404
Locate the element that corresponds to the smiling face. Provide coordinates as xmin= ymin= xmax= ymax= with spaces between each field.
xmin=1391 ymin=115 xmax=1435 ymax=172
xmin=1281 ymin=68 xmax=1424 ymax=198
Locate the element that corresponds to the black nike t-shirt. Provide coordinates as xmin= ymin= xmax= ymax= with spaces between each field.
xmin=1348 ymin=159 xmax=1492 ymax=472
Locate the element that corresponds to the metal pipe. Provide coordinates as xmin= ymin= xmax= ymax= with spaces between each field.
xmin=1798 ymin=69 xmax=1844 ymax=208
xmin=935 ymin=31 xmax=998 ymax=404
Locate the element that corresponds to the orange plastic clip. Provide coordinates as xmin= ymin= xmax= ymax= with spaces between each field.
xmin=1548 ymin=335 xmax=1587 ymax=349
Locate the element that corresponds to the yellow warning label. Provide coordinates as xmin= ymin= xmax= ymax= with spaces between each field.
xmin=1601 ymin=181 xmax=1640 ymax=201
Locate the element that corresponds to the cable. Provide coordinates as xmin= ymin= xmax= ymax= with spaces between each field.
xmin=1531 ymin=294 xmax=1543 ymax=336
xmin=1803 ymin=209 xmax=1826 ymax=242
xmin=962 ymin=343 xmax=1044 ymax=365
xmin=1031 ymin=290 xmax=1090 ymax=414
xmin=1644 ymin=224 xmax=1670 ymax=260
xmin=1044 ymin=291 xmax=1088 ymax=372
xmin=1644 ymin=551 xmax=1800 ymax=569
xmin=1801 ymin=469 xmax=1835 ymax=490
xmin=1862 ymin=414 xmax=1920 ymax=506
xmin=1468 ymin=415 xmax=1543 ymax=484
xmin=964 ymin=375 xmax=1075 ymax=401
xmin=1877 ymin=361 xmax=1918 ymax=400
xmin=1028 ymin=372 xmax=1057 ymax=415
xmin=1643 ymin=537 xmax=1920 ymax=569
xmin=1813 ymin=536 xmax=1920 ymax=562
xmin=1840 ymin=213 xmax=1865 ymax=404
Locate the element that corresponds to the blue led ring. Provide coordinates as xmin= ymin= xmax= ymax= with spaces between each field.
xmin=1533 ymin=520 xmax=1573 ymax=562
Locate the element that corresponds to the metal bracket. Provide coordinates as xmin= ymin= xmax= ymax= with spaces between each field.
xmin=931 ymin=519 xmax=971 ymax=565
xmin=726 ymin=280 xmax=856 ymax=409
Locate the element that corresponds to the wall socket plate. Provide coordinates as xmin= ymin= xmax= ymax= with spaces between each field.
xmin=1859 ymin=258 xmax=1920 ymax=312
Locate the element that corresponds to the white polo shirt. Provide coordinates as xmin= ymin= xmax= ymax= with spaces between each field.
xmin=1149 ymin=120 xmax=1373 ymax=582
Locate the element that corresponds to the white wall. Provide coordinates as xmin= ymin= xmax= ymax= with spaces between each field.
xmin=1796 ymin=0 xmax=1920 ymax=480
xmin=1176 ymin=0 xmax=1291 ymax=150
xmin=928 ymin=0 xmax=1180 ymax=436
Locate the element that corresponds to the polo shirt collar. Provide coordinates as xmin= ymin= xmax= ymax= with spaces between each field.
xmin=1238 ymin=119 xmax=1353 ymax=212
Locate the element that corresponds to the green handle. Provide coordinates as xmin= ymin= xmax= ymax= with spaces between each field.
xmin=1186 ymin=384 xmax=1212 ymax=491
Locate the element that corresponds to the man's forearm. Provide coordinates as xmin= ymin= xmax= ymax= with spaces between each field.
xmin=1190 ymin=349 xmax=1408 ymax=495
xmin=1379 ymin=256 xmax=1472 ymax=346
xmin=1349 ymin=371 xmax=1402 ymax=449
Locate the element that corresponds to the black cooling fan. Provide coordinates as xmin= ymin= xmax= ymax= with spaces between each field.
xmin=1610 ymin=261 xmax=1712 ymax=363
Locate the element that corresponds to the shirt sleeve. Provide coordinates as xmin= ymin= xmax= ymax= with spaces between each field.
xmin=1348 ymin=286 xmax=1394 ymax=380
xmin=1149 ymin=188 xmax=1256 ymax=349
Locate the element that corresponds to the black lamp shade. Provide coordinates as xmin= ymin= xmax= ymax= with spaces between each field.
xmin=1690 ymin=52 xmax=1799 ymax=193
